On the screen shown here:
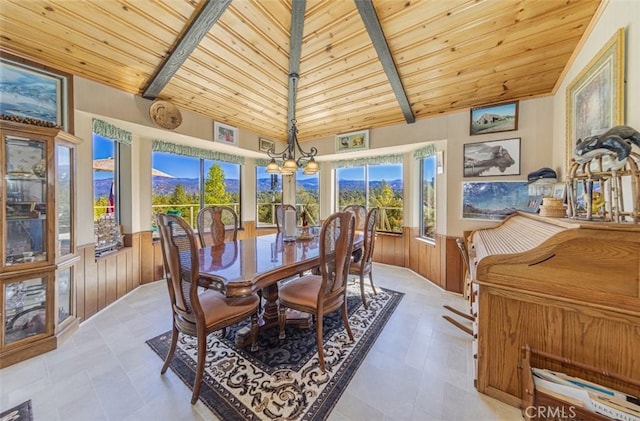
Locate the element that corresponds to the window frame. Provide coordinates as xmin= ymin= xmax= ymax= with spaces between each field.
xmin=335 ymin=163 xmax=404 ymax=234
xmin=92 ymin=133 xmax=121 ymax=224
xmin=150 ymin=151 xmax=242 ymax=230
xmin=419 ymin=155 xmax=437 ymax=242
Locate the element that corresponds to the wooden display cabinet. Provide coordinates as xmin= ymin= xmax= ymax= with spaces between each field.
xmin=0 ymin=121 xmax=81 ymax=367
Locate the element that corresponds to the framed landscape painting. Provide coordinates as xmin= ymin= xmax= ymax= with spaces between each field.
xmin=214 ymin=122 xmax=238 ymax=146
xmin=462 ymin=181 xmax=529 ymax=220
xmin=566 ymin=28 xmax=625 ymax=170
xmin=259 ymin=137 xmax=275 ymax=152
xmin=0 ymin=55 xmax=71 ymax=130
xmin=470 ymin=101 xmax=518 ymax=136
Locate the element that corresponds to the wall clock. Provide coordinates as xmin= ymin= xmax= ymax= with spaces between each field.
xmin=149 ymin=100 xmax=182 ymax=130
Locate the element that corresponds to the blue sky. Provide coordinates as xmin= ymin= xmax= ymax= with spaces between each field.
xmin=337 ymin=164 xmax=402 ymax=181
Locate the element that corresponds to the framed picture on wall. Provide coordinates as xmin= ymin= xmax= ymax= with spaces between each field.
xmin=462 ymin=181 xmax=529 ymax=221
xmin=259 ymin=137 xmax=275 ymax=152
xmin=463 ymin=138 xmax=520 ymax=177
xmin=0 ymin=53 xmax=72 ymax=131
xmin=335 ymin=130 xmax=369 ymax=153
xmin=214 ymin=122 xmax=238 ymax=146
xmin=566 ymin=28 xmax=625 ymax=171
xmin=469 ymin=101 xmax=518 ymax=136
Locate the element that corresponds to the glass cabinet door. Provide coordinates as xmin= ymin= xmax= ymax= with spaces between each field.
xmin=56 ymin=267 xmax=72 ymax=325
xmin=4 ymin=136 xmax=48 ymax=267
xmin=56 ymin=144 xmax=73 ymax=257
xmin=3 ymin=276 xmax=47 ymax=345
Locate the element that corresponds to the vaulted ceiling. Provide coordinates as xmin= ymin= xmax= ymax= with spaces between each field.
xmin=0 ymin=0 xmax=602 ymax=143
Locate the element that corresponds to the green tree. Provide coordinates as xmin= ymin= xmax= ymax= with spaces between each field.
xmin=170 ymin=183 xmax=188 ymax=205
xmin=370 ymin=180 xmax=403 ymax=232
xmin=204 ymin=164 xmax=232 ymax=206
xmin=94 ymin=197 xmax=109 ymax=220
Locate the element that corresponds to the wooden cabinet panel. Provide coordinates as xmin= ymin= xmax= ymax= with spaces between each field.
xmin=82 ymin=245 xmax=98 ymax=320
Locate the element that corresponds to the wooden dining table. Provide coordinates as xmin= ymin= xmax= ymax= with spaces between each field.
xmin=198 ymin=229 xmax=362 ymax=347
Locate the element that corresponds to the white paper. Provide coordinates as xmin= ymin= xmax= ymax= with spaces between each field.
xmin=285 ymin=209 xmax=296 ymax=238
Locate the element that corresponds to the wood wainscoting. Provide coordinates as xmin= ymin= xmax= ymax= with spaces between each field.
xmin=76 ymin=244 xmax=136 ymax=322
xmin=372 ymin=227 xmax=463 ymax=294
xmin=75 ymin=224 xmax=464 ymax=322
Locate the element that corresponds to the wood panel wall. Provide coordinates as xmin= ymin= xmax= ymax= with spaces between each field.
xmin=75 ymin=224 xmax=464 ymax=322
xmin=75 ymin=233 xmax=141 ymax=322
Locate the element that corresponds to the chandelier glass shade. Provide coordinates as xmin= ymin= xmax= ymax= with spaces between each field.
xmin=266 ymin=118 xmax=319 ymax=175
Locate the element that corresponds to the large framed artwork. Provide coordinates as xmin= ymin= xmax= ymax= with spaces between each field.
xmin=462 ymin=181 xmax=529 ymax=221
xmin=566 ymin=28 xmax=625 ymax=170
xmin=470 ymin=101 xmax=518 ymax=136
xmin=214 ymin=122 xmax=238 ymax=146
xmin=463 ymin=137 xmax=520 ymax=177
xmin=0 ymin=53 xmax=72 ymax=131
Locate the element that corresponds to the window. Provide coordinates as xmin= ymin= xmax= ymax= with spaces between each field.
xmin=256 ymin=166 xmax=282 ymax=227
xmin=296 ymin=168 xmax=319 ymax=226
xmin=336 ymin=163 xmax=403 ymax=233
xmin=420 ymin=155 xmax=437 ymax=240
xmin=151 ymin=151 xmax=240 ymax=229
xmin=93 ymin=134 xmax=119 ymax=222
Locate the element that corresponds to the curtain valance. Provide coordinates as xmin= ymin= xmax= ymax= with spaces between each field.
xmin=152 ymin=140 xmax=245 ymax=165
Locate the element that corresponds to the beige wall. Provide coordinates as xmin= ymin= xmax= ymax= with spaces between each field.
xmin=70 ymin=0 xmax=637 ymax=245
xmin=553 ymin=0 xmax=640 ymax=179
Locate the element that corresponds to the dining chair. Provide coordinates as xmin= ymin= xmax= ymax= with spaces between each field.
xmin=275 ymin=204 xmax=296 ymax=233
xmin=197 ymin=205 xmax=238 ymax=247
xmin=342 ymin=204 xmax=367 ymax=231
xmin=277 ymin=211 xmax=356 ymax=372
xmin=348 ymin=207 xmax=379 ymax=309
xmin=156 ymin=213 xmax=259 ymax=404
xmin=442 ymin=234 xmax=474 ymax=336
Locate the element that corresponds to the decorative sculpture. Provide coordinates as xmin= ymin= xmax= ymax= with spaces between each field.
xmin=567 ymin=125 xmax=640 ymax=223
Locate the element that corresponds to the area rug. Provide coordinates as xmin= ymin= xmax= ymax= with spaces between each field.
xmin=146 ymin=284 xmax=403 ymax=420
xmin=0 ymin=400 xmax=33 ymax=421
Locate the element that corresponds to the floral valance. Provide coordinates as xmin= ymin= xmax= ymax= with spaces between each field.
xmin=333 ymin=154 xmax=403 ymax=168
xmin=152 ymin=140 xmax=245 ymax=165
xmin=92 ymin=118 xmax=132 ymax=145
xmin=412 ymin=144 xmax=437 ymax=160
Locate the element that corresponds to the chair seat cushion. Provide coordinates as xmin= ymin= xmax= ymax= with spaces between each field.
xmin=278 ymin=275 xmax=321 ymax=308
xmin=199 ymin=290 xmax=259 ymax=328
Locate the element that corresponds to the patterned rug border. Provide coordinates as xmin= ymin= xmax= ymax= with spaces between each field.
xmin=146 ymin=287 xmax=403 ymax=420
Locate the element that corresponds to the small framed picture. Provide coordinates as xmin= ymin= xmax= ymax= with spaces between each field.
xmin=521 ymin=195 xmax=543 ymax=213
xmin=470 ymin=100 xmax=519 ymax=136
xmin=259 ymin=137 xmax=275 ymax=152
xmin=213 ymin=122 xmax=238 ymax=146
xmin=335 ymin=130 xmax=369 ymax=153
xmin=552 ymin=183 xmax=567 ymax=201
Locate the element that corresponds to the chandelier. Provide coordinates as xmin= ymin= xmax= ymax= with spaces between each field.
xmin=266 ymin=74 xmax=319 ymax=175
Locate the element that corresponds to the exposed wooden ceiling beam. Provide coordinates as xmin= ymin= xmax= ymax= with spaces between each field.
xmin=355 ymin=0 xmax=415 ymax=124
xmin=142 ymin=0 xmax=232 ymax=99
xmin=287 ymin=0 xmax=306 ymax=133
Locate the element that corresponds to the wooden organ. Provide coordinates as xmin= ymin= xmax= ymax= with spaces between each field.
xmin=467 ymin=212 xmax=640 ymax=408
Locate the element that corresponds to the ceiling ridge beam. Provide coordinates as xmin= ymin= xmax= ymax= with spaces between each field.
xmin=141 ymin=0 xmax=232 ymax=99
xmin=355 ymin=0 xmax=415 ymax=124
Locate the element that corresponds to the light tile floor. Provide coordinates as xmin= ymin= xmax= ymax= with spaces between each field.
xmin=0 ymin=264 xmax=522 ymax=421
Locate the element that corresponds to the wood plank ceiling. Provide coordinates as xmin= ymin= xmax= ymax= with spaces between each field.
xmin=0 ymin=0 xmax=602 ymax=143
